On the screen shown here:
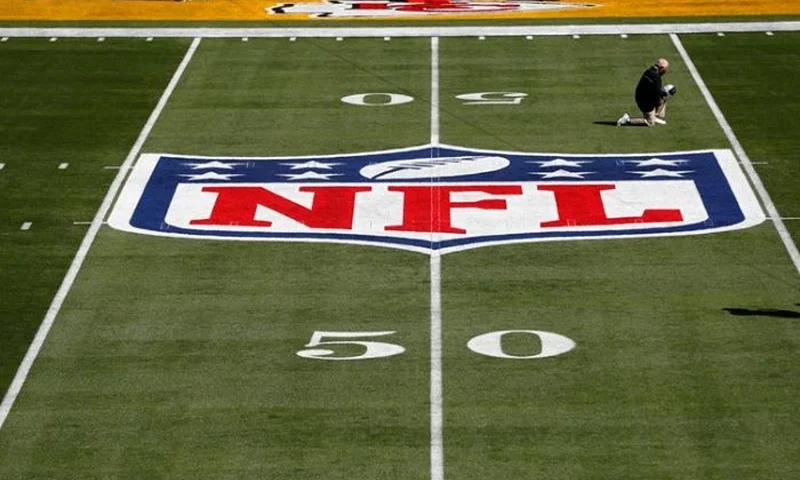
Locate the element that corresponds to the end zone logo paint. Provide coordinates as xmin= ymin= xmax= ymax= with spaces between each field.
xmin=269 ymin=0 xmax=597 ymax=18
xmin=109 ymin=145 xmax=764 ymax=254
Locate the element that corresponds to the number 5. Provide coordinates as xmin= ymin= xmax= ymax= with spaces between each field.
xmin=296 ymin=331 xmax=405 ymax=361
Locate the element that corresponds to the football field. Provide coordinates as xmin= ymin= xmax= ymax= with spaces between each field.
xmin=1 ymin=26 xmax=799 ymax=479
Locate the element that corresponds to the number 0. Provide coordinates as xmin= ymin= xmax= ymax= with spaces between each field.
xmin=341 ymin=93 xmax=415 ymax=106
xmin=467 ymin=330 xmax=575 ymax=359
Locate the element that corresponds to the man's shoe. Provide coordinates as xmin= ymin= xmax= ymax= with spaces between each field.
xmin=653 ymin=117 xmax=667 ymax=125
xmin=616 ymin=112 xmax=630 ymax=126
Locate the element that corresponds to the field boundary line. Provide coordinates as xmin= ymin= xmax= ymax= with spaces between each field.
xmin=0 ymin=37 xmax=202 ymax=430
xmin=429 ymin=36 xmax=444 ymax=480
xmin=670 ymin=33 xmax=800 ymax=276
xmin=0 ymin=22 xmax=799 ymax=38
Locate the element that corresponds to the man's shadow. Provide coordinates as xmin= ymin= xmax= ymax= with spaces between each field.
xmin=723 ymin=304 xmax=800 ymax=319
xmin=594 ymin=121 xmax=620 ymax=127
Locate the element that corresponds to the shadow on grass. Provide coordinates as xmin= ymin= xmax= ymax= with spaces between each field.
xmin=723 ymin=305 xmax=800 ymax=319
xmin=593 ymin=121 xmax=620 ymax=127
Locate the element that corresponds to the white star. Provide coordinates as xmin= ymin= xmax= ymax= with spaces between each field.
xmin=179 ymin=172 xmax=244 ymax=181
xmin=531 ymin=169 xmax=594 ymax=179
xmin=528 ymin=159 xmax=590 ymax=168
xmin=280 ymin=161 xmax=344 ymax=170
xmin=183 ymin=161 xmax=244 ymax=170
xmin=630 ymin=169 xmax=693 ymax=178
xmin=278 ymin=171 xmax=344 ymax=181
xmin=628 ymin=158 xmax=687 ymax=167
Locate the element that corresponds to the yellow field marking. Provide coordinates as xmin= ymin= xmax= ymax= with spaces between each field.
xmin=1 ymin=0 xmax=799 ymax=21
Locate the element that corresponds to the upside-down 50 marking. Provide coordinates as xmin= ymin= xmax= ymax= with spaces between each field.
xmin=108 ymin=145 xmax=764 ymax=254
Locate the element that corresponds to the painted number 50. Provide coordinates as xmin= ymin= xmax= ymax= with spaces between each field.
xmin=297 ymin=330 xmax=575 ymax=360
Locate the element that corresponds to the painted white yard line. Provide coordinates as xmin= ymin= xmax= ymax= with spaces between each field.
xmin=429 ymin=35 xmax=444 ymax=480
xmin=429 ymin=252 xmax=444 ymax=480
xmin=0 ymin=22 xmax=798 ymax=38
xmin=0 ymin=37 xmax=202 ymax=431
xmin=671 ymin=34 xmax=800 ymax=276
xmin=430 ymin=36 xmax=440 ymax=146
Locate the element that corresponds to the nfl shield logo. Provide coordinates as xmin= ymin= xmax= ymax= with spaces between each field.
xmin=109 ymin=145 xmax=764 ymax=254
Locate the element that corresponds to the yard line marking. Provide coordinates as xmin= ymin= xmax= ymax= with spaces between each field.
xmin=1 ymin=22 xmax=799 ymax=38
xmin=58 ymin=163 xmax=69 ymax=170
xmin=0 ymin=37 xmax=202 ymax=431
xmin=671 ymin=33 xmax=800 ymax=276
xmin=430 ymin=252 xmax=444 ymax=480
xmin=430 ymin=37 xmax=440 ymax=146
xmin=20 ymin=222 xmax=32 ymax=231
xmin=429 ymin=35 xmax=444 ymax=480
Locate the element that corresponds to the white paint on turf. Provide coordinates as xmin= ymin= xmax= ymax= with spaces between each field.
xmin=671 ymin=33 xmax=800 ymax=276
xmin=0 ymin=22 xmax=799 ymax=38
xmin=0 ymin=37 xmax=203 ymax=431
xmin=429 ymin=35 xmax=444 ymax=480
xmin=429 ymin=252 xmax=444 ymax=480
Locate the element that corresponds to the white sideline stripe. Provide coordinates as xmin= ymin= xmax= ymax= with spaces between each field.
xmin=0 ymin=37 xmax=202 ymax=431
xmin=671 ymin=34 xmax=800 ymax=276
xmin=0 ymin=22 xmax=798 ymax=38
xmin=429 ymin=36 xmax=444 ymax=480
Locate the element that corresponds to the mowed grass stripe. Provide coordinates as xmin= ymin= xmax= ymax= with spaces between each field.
xmin=680 ymin=32 xmax=800 ymax=250
xmin=0 ymin=38 xmax=192 ymax=407
xmin=439 ymin=35 xmax=800 ymax=479
xmin=670 ymin=33 xmax=800 ymax=275
xmin=0 ymin=38 xmax=434 ymax=479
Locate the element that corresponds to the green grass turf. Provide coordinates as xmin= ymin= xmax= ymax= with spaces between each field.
xmin=1 ymin=34 xmax=798 ymax=479
xmin=146 ymin=37 xmax=431 ymax=155
xmin=0 ymin=38 xmax=434 ymax=479
xmin=680 ymin=32 xmax=800 ymax=245
xmin=0 ymin=38 xmax=191 ymax=399
xmin=438 ymin=35 xmax=800 ymax=478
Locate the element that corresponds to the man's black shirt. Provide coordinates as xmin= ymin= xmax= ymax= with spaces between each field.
xmin=635 ymin=65 xmax=666 ymax=113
